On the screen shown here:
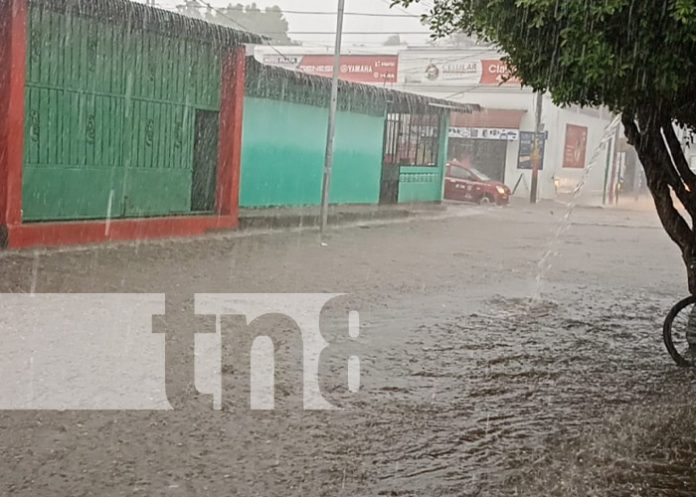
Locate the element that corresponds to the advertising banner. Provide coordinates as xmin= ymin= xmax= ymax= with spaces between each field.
xmin=563 ymin=124 xmax=588 ymax=168
xmin=517 ymin=131 xmax=547 ymax=170
xmin=480 ymin=59 xmax=521 ymax=86
xmin=398 ymin=51 xmax=520 ymax=87
xmin=398 ymin=51 xmax=482 ymax=86
xmin=262 ymin=54 xmax=398 ymax=84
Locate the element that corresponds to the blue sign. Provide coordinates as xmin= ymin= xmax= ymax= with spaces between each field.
xmin=518 ymin=131 xmax=547 ymax=170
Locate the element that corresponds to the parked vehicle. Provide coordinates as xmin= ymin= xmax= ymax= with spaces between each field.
xmin=444 ymin=160 xmax=511 ymax=205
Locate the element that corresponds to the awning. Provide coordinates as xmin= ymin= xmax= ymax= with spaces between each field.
xmin=450 ymin=109 xmax=527 ymax=129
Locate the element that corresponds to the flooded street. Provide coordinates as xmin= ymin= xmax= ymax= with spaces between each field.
xmin=2 ymin=201 xmax=695 ymax=496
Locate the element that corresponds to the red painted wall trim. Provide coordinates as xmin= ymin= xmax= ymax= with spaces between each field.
xmin=230 ymin=46 xmax=246 ymax=222
xmin=216 ymin=49 xmax=234 ymax=215
xmin=216 ymin=46 xmax=246 ymax=219
xmin=0 ymin=1 xmax=9 ymax=228
xmin=7 ymin=215 xmax=238 ymax=249
xmin=0 ymin=0 xmax=27 ymax=231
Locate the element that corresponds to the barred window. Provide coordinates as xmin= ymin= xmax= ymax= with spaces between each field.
xmin=383 ymin=113 xmax=441 ymax=167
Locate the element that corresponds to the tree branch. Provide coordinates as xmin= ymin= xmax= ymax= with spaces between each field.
xmin=650 ymin=126 xmax=696 ymax=221
xmin=623 ymin=113 xmax=694 ymax=253
xmin=648 ymin=175 xmax=694 ymax=254
xmin=662 ymin=121 xmax=696 ymax=191
xmin=627 ymin=111 xmax=696 ymax=221
xmin=622 ymin=112 xmax=641 ymax=147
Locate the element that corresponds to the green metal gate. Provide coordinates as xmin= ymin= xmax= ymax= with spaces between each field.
xmin=22 ymin=5 xmax=222 ymax=221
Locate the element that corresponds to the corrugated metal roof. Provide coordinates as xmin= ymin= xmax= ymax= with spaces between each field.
xmin=30 ymin=0 xmax=265 ymax=46
xmin=245 ymin=57 xmax=480 ymax=115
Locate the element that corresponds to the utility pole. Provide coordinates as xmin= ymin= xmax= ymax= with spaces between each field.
xmin=319 ymin=0 xmax=346 ymax=244
xmin=529 ymin=91 xmax=543 ymax=204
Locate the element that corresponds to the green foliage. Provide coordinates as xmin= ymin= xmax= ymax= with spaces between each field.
xmin=394 ymin=0 xmax=696 ymax=129
xmin=176 ymin=1 xmax=294 ymax=45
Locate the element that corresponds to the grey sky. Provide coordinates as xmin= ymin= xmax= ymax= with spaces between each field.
xmin=145 ymin=0 xmax=433 ymax=47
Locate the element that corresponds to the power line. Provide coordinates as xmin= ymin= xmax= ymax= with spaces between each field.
xmin=179 ymin=2 xmax=429 ymax=40
xmin=170 ymin=2 xmax=422 ymax=19
xmin=287 ymin=31 xmax=431 ymax=35
xmin=156 ymin=0 xmax=494 ymax=98
xmin=195 ymin=0 xmax=299 ymax=66
xmin=158 ymin=0 xmax=420 ymax=17
xmin=201 ymin=6 xmax=420 ymax=18
xmin=383 ymin=0 xmax=425 ymax=16
xmin=288 ymin=10 xmax=418 ymax=18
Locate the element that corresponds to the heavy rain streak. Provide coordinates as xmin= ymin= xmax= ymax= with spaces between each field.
xmin=1 ymin=0 xmax=696 ymax=495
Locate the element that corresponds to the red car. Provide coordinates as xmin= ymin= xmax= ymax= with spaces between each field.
xmin=444 ymin=161 xmax=511 ymax=205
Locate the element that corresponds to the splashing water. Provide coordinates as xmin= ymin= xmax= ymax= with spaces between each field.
xmin=533 ymin=114 xmax=623 ymax=300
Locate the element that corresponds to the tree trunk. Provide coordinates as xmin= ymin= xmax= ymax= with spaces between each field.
xmin=685 ymin=252 xmax=696 ymax=296
xmin=623 ymin=112 xmax=696 ymax=295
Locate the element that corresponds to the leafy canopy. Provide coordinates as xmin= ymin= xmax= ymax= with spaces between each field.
xmin=176 ymin=1 xmax=295 ymax=45
xmin=395 ymin=0 xmax=696 ymax=128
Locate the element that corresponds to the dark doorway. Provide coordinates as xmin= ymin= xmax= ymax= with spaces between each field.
xmin=448 ymin=139 xmax=508 ymax=183
xmin=191 ymin=110 xmax=220 ymax=213
xmin=379 ymin=164 xmax=400 ymax=204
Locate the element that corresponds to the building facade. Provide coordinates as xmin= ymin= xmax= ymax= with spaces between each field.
xmin=240 ymin=59 xmax=469 ymax=209
xmin=0 ymin=3 xmax=474 ymax=250
xmin=0 ymin=0 xmax=260 ymax=248
xmin=395 ymin=47 xmax=617 ymax=204
xmin=256 ymin=45 xmax=621 ymax=205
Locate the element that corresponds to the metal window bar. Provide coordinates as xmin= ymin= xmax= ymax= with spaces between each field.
xmin=383 ymin=112 xmax=441 ymax=167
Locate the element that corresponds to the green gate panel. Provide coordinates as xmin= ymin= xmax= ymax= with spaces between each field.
xmin=331 ymin=112 xmax=384 ymax=205
xmin=240 ymin=97 xmax=383 ymax=208
xmin=398 ymin=114 xmax=450 ymax=204
xmin=23 ymin=168 xmax=125 ymax=222
xmin=122 ymin=169 xmax=193 ymax=218
xmin=22 ymin=5 xmax=221 ymax=222
xmin=397 ymin=168 xmax=444 ymax=203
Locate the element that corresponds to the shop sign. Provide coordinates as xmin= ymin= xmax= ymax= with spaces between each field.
xmin=449 ymin=127 xmax=520 ymax=141
xmin=518 ymin=131 xmax=547 ymax=170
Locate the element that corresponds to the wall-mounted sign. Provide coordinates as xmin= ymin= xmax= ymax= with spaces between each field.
xmin=480 ymin=59 xmax=521 ymax=86
xmin=262 ymin=54 xmax=399 ymax=84
xmin=449 ymin=127 xmax=520 ymax=141
xmin=398 ymin=51 xmax=521 ymax=87
xmin=399 ymin=51 xmax=482 ymax=85
xmin=517 ymin=131 xmax=547 ymax=170
xmin=262 ymin=54 xmax=302 ymax=69
xmin=563 ymin=124 xmax=588 ymax=168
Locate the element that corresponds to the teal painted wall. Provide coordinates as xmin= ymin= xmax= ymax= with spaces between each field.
xmin=398 ymin=114 xmax=450 ymax=203
xmin=240 ymin=97 xmax=383 ymax=208
xmin=22 ymin=6 xmax=221 ymax=222
xmin=398 ymin=167 xmax=444 ymax=203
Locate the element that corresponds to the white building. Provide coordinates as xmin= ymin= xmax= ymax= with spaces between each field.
xmin=395 ymin=47 xmax=619 ymax=204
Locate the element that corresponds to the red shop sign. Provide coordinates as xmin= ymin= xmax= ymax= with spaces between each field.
xmin=563 ymin=124 xmax=589 ymax=169
xmin=299 ymin=55 xmax=399 ymax=84
xmin=480 ymin=59 xmax=521 ymax=86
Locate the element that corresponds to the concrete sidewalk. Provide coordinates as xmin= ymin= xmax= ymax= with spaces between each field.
xmin=238 ymin=203 xmax=448 ymax=230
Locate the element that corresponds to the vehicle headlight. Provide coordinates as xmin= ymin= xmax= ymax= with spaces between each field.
xmin=496 ymin=185 xmax=506 ymax=195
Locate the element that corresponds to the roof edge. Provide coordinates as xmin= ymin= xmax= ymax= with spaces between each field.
xmin=30 ymin=0 xmax=265 ymax=46
xmin=245 ymin=57 xmax=480 ymax=115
